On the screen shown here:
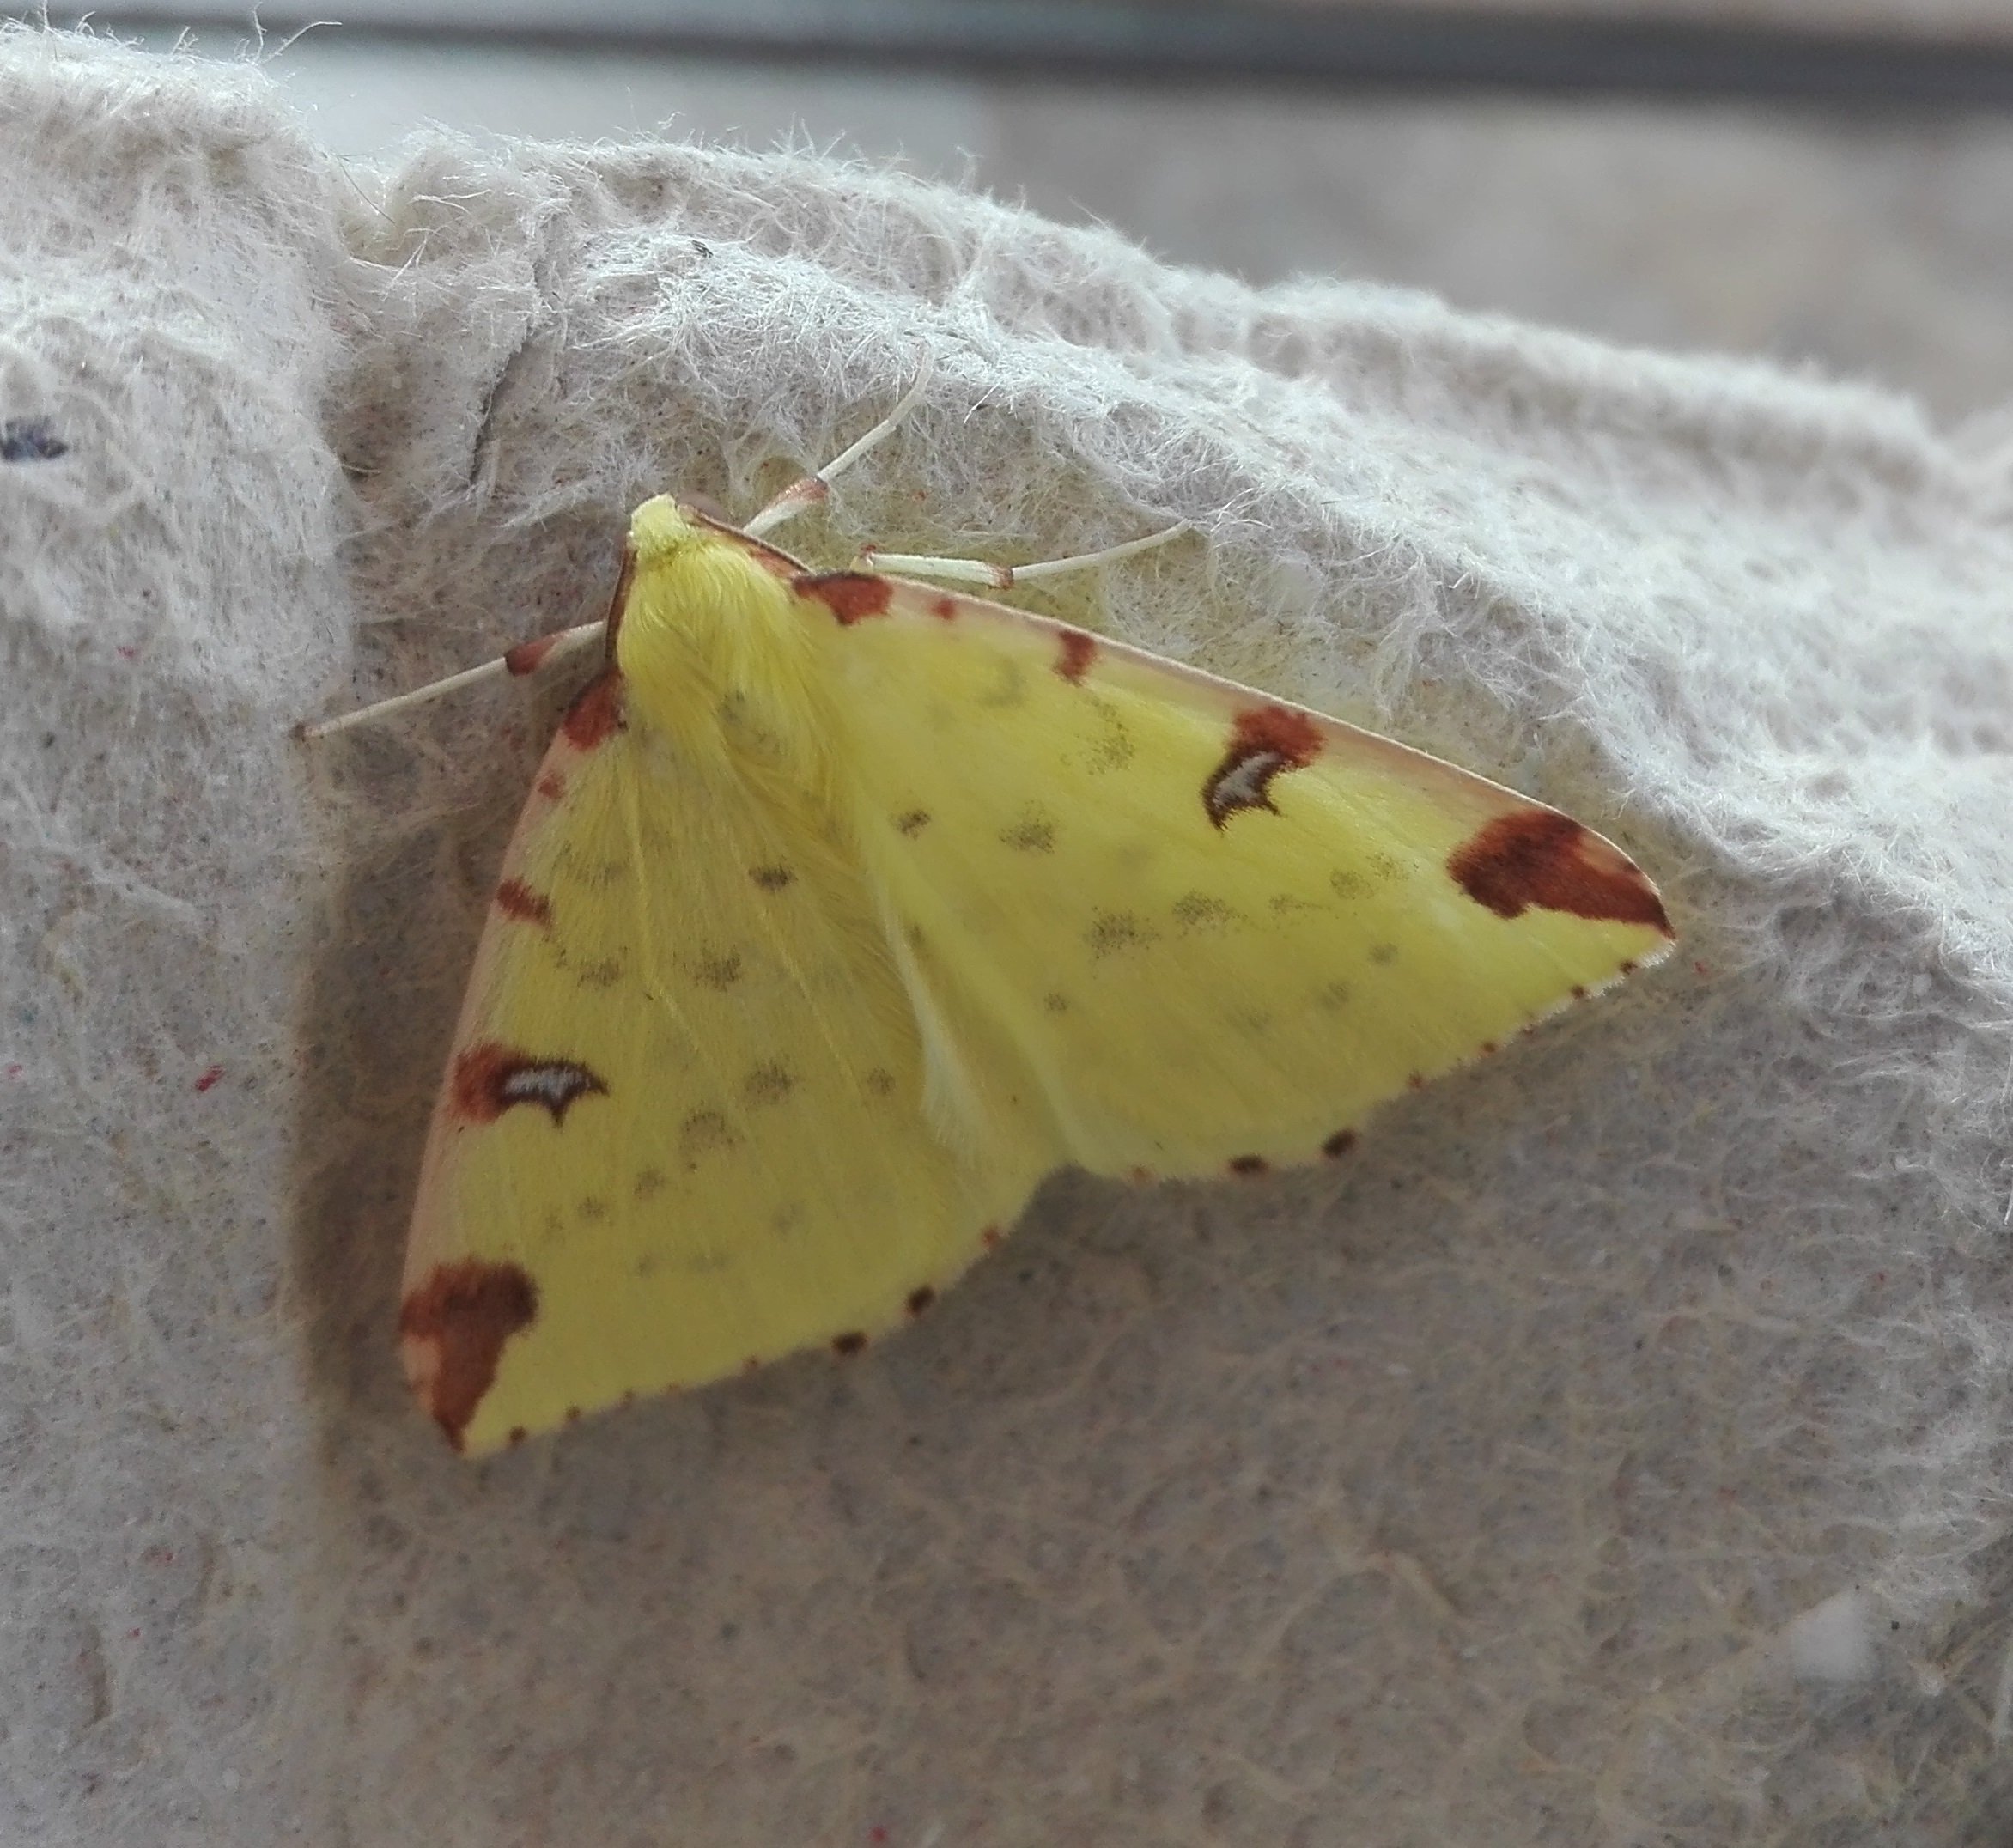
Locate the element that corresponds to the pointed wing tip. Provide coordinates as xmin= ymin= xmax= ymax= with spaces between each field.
xmin=1525 ymin=914 xmax=1678 ymax=1047
xmin=1447 ymin=808 xmax=1674 ymax=937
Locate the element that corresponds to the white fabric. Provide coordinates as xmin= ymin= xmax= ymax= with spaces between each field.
xmin=5 ymin=25 xmax=2011 ymax=1844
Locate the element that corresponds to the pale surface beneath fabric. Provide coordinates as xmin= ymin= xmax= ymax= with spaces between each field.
xmin=4 ymin=25 xmax=2012 ymax=1847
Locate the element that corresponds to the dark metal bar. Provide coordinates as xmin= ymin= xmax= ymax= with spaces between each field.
xmin=38 ymin=2 xmax=2013 ymax=109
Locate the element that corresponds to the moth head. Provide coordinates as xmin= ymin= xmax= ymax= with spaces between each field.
xmin=628 ymin=493 xmax=708 ymax=567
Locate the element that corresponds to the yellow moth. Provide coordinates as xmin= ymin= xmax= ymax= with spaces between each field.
xmin=312 ymin=382 xmax=1674 ymax=1455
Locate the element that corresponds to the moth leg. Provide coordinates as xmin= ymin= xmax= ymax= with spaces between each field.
xmin=295 ymin=618 xmax=605 ymax=740
xmin=742 ymin=356 xmax=937 ymax=540
xmin=300 ymin=540 xmax=642 ymax=739
xmin=856 ymin=521 xmax=1190 ymax=590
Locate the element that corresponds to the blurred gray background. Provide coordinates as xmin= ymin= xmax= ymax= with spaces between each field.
xmin=70 ymin=2 xmax=2013 ymax=423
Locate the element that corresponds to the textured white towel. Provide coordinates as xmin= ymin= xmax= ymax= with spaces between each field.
xmin=4 ymin=25 xmax=2010 ymax=1845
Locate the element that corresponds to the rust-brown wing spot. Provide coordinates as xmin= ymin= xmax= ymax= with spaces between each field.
xmin=906 ymin=1286 xmax=937 ymax=1317
xmin=832 ymin=1330 xmax=868 ymax=1356
xmin=495 ymin=878 xmax=552 ymax=927
xmin=1055 ymin=628 xmax=1098 ymax=683
xmin=751 ymin=864 xmax=794 ymax=891
xmin=450 ymin=1043 xmax=607 ymax=1125
xmin=536 ymin=770 xmax=567 ymax=803
xmin=793 ymin=570 xmax=892 ymax=625
xmin=929 ymin=594 xmax=958 ymax=620
xmin=1203 ymin=705 xmax=1325 ymax=829
xmin=895 ymin=809 xmax=931 ymax=837
xmin=1323 ymin=1128 xmax=1358 ymax=1159
xmin=560 ymin=670 xmax=625 ymax=749
xmin=398 ymin=1260 xmax=539 ymax=1451
xmin=1447 ymin=810 xmax=1671 ymax=931
xmin=1228 ymin=1154 xmax=1268 ymax=1176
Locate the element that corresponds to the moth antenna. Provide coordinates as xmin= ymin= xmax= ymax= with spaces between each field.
xmin=859 ymin=520 xmax=1191 ymax=588
xmin=295 ymin=620 xmax=605 ymax=741
xmin=743 ymin=355 xmax=937 ymax=540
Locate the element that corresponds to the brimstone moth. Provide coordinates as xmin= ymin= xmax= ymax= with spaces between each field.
xmin=313 ymin=390 xmax=1673 ymax=1456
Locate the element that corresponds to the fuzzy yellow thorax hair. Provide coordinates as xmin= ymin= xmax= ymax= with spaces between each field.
xmin=615 ymin=495 xmax=835 ymax=795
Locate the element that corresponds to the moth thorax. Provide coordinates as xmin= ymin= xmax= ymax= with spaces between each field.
xmin=617 ymin=534 xmax=828 ymax=781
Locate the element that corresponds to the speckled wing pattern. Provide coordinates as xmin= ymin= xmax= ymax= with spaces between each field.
xmin=400 ymin=503 xmax=1672 ymax=1454
xmin=399 ymin=652 xmax=1055 ymax=1455
xmin=813 ymin=568 xmax=1675 ymax=1182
